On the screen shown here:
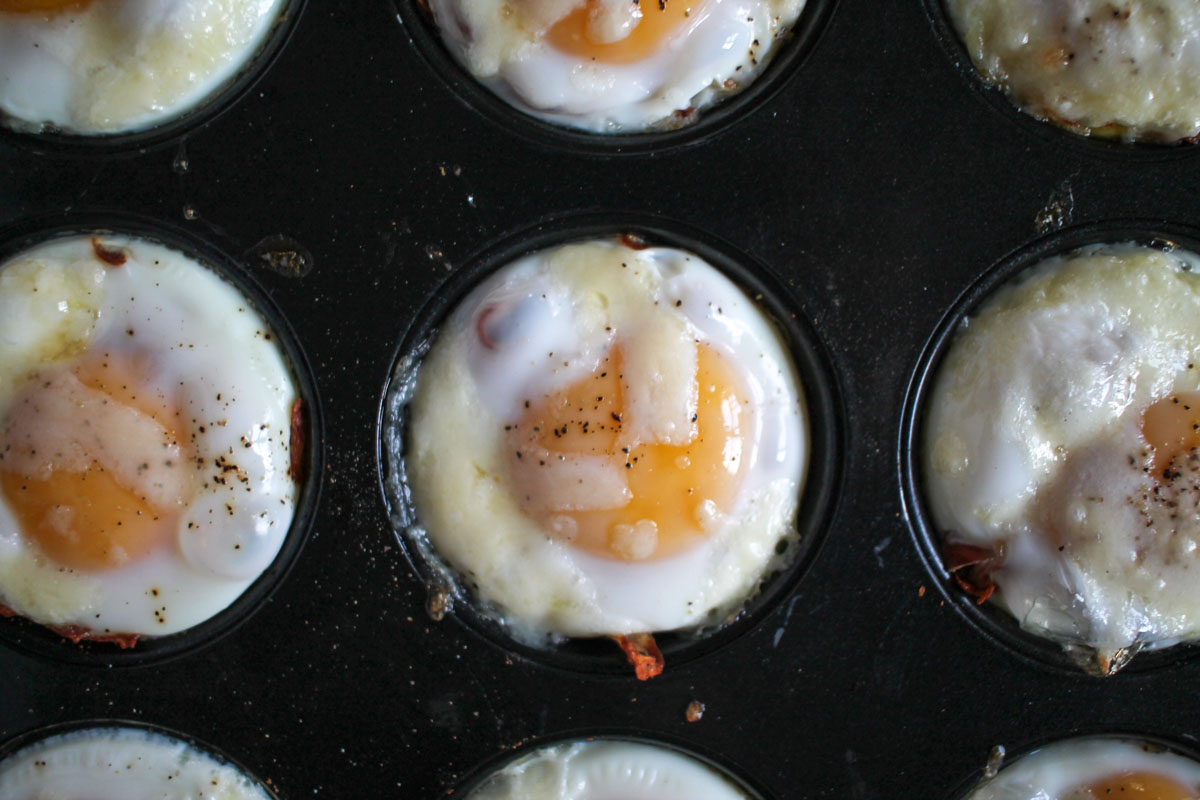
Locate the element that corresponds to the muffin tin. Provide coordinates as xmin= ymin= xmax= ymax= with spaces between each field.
xmin=5 ymin=1 xmax=1200 ymax=797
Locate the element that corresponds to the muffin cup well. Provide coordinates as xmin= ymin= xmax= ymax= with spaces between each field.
xmin=901 ymin=219 xmax=1200 ymax=678
xmin=394 ymin=0 xmax=838 ymax=156
xmin=0 ymin=0 xmax=305 ymax=156
xmin=0 ymin=718 xmax=282 ymax=799
xmin=921 ymin=0 xmax=1200 ymax=161
xmin=944 ymin=732 xmax=1200 ymax=800
xmin=450 ymin=731 xmax=774 ymax=799
xmin=0 ymin=211 xmax=324 ymax=667
xmin=378 ymin=211 xmax=842 ymax=677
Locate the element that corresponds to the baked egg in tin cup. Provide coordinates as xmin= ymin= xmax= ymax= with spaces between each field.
xmin=947 ymin=733 xmax=1200 ymax=800
xmin=0 ymin=0 xmax=305 ymax=154
xmin=379 ymin=213 xmax=841 ymax=679
xmin=450 ymin=731 xmax=774 ymax=799
xmin=0 ymin=212 xmax=323 ymax=666
xmin=902 ymin=220 xmax=1200 ymax=677
xmin=395 ymin=0 xmax=838 ymax=155
xmin=924 ymin=0 xmax=1200 ymax=159
xmin=0 ymin=718 xmax=282 ymax=799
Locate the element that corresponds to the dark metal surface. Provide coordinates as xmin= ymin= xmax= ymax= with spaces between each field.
xmin=3 ymin=1 xmax=1200 ymax=797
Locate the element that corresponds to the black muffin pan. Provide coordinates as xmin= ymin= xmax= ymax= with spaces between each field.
xmin=5 ymin=1 xmax=1200 ymax=797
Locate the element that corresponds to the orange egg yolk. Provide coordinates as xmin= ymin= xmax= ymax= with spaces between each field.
xmin=542 ymin=0 xmax=699 ymax=64
xmin=0 ymin=0 xmax=91 ymax=12
xmin=0 ymin=351 xmax=190 ymax=572
xmin=1141 ymin=390 xmax=1200 ymax=478
xmin=508 ymin=342 xmax=747 ymax=561
xmin=1086 ymin=771 xmax=1199 ymax=799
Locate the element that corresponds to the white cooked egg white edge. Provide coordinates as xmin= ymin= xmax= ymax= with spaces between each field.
xmin=923 ymin=242 xmax=1200 ymax=661
xmin=0 ymin=235 xmax=297 ymax=636
xmin=945 ymin=0 xmax=1200 ymax=141
xmin=0 ymin=0 xmax=287 ymax=135
xmin=965 ymin=737 xmax=1200 ymax=799
xmin=399 ymin=239 xmax=808 ymax=641
xmin=0 ymin=726 xmax=273 ymax=800
xmin=468 ymin=739 xmax=751 ymax=799
xmin=427 ymin=0 xmax=806 ymax=132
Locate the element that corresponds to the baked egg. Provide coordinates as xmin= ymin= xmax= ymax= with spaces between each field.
xmin=393 ymin=237 xmax=807 ymax=673
xmin=0 ymin=232 xmax=300 ymax=645
xmin=0 ymin=724 xmax=275 ymax=799
xmin=923 ymin=242 xmax=1200 ymax=673
xmin=467 ymin=739 xmax=752 ymax=799
xmin=945 ymin=0 xmax=1200 ymax=142
xmin=0 ymin=0 xmax=289 ymax=135
xmin=964 ymin=737 xmax=1200 ymax=800
xmin=422 ymin=0 xmax=808 ymax=132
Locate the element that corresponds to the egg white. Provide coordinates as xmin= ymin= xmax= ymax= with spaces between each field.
xmin=0 ymin=234 xmax=297 ymax=637
xmin=0 ymin=0 xmax=287 ymax=135
xmin=468 ymin=739 xmax=750 ymax=799
xmin=925 ymin=243 xmax=1200 ymax=666
xmin=946 ymin=0 xmax=1200 ymax=141
xmin=966 ymin=737 xmax=1200 ymax=799
xmin=399 ymin=238 xmax=807 ymax=641
xmin=0 ymin=725 xmax=273 ymax=800
xmin=426 ymin=0 xmax=807 ymax=132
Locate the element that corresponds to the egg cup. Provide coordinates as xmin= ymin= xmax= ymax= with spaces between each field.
xmin=949 ymin=733 xmax=1200 ymax=800
xmin=378 ymin=213 xmax=841 ymax=677
xmin=0 ymin=213 xmax=323 ymax=666
xmin=0 ymin=719 xmax=281 ymax=799
xmin=395 ymin=0 xmax=837 ymax=154
xmin=452 ymin=732 xmax=773 ymax=799
xmin=0 ymin=0 xmax=305 ymax=153
xmin=902 ymin=220 xmax=1200 ymax=677
xmin=923 ymin=0 xmax=1200 ymax=159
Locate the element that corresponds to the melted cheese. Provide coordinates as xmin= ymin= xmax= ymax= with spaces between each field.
xmin=946 ymin=0 xmax=1200 ymax=141
xmin=426 ymin=0 xmax=807 ymax=132
xmin=925 ymin=243 xmax=1200 ymax=665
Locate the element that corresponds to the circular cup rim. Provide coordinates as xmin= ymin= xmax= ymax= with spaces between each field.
xmin=376 ymin=210 xmax=844 ymax=678
xmin=0 ymin=0 xmax=307 ymax=156
xmin=920 ymin=0 xmax=1200 ymax=160
xmin=393 ymin=0 xmax=839 ymax=157
xmin=0 ymin=210 xmax=325 ymax=668
xmin=944 ymin=730 xmax=1200 ymax=800
xmin=900 ymin=218 xmax=1200 ymax=678
xmin=447 ymin=729 xmax=776 ymax=799
xmin=0 ymin=717 xmax=282 ymax=799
